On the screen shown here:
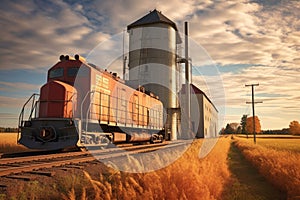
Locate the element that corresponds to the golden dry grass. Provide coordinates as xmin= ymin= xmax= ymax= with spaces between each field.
xmin=2 ymin=138 xmax=232 ymax=199
xmin=5 ymin=137 xmax=291 ymax=199
xmin=256 ymin=138 xmax=300 ymax=153
xmin=0 ymin=133 xmax=27 ymax=153
xmin=62 ymin=138 xmax=232 ymax=200
xmin=233 ymin=137 xmax=300 ymax=199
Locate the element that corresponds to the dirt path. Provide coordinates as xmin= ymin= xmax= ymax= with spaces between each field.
xmin=223 ymin=141 xmax=286 ymax=200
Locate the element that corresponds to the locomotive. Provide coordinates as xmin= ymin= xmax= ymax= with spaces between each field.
xmin=18 ymin=55 xmax=164 ymax=150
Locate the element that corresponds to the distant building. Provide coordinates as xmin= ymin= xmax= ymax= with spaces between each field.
xmin=180 ymin=84 xmax=218 ymax=138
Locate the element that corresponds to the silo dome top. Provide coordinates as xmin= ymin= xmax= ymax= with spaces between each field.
xmin=127 ymin=9 xmax=178 ymax=31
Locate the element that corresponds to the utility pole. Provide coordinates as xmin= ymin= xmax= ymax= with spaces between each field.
xmin=245 ymin=84 xmax=262 ymax=144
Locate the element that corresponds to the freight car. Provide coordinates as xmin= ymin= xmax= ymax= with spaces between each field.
xmin=18 ymin=55 xmax=164 ymax=150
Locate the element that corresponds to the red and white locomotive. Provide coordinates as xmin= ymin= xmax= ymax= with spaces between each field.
xmin=18 ymin=55 xmax=164 ymax=150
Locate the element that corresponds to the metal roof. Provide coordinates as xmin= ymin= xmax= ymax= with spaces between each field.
xmin=181 ymin=84 xmax=218 ymax=112
xmin=127 ymin=9 xmax=178 ymax=31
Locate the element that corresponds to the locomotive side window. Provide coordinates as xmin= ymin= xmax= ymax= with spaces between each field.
xmin=117 ymin=88 xmax=127 ymax=124
xmin=121 ymin=89 xmax=126 ymax=107
xmin=132 ymin=94 xmax=139 ymax=122
xmin=49 ymin=68 xmax=63 ymax=78
xmin=101 ymin=93 xmax=110 ymax=122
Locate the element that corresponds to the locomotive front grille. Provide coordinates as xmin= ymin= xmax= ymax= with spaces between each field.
xmin=19 ymin=118 xmax=79 ymax=150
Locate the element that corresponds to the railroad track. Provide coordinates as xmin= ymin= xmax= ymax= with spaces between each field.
xmin=0 ymin=140 xmax=190 ymax=177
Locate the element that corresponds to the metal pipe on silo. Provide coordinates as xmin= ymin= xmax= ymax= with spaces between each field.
xmin=122 ymin=29 xmax=127 ymax=80
xmin=184 ymin=21 xmax=191 ymax=133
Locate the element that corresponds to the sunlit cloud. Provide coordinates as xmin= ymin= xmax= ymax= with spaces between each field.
xmin=0 ymin=0 xmax=299 ymax=129
xmin=0 ymin=81 xmax=41 ymax=93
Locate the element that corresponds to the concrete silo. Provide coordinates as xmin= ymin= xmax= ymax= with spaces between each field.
xmin=127 ymin=9 xmax=181 ymax=140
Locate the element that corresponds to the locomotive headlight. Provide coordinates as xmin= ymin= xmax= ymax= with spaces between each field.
xmin=40 ymin=128 xmax=50 ymax=138
xmin=38 ymin=127 xmax=56 ymax=142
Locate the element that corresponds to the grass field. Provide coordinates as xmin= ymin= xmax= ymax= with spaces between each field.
xmin=224 ymin=142 xmax=286 ymax=200
xmin=0 ymin=133 xmax=28 ymax=154
xmin=1 ymin=136 xmax=298 ymax=199
xmin=0 ymin=138 xmax=233 ymax=199
xmin=233 ymin=137 xmax=300 ymax=199
xmin=61 ymin=138 xmax=232 ymax=200
xmin=256 ymin=138 xmax=300 ymax=153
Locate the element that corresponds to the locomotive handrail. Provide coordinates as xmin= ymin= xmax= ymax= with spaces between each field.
xmin=18 ymin=93 xmax=76 ymax=143
xmin=80 ymin=90 xmax=112 ymax=143
xmin=84 ymin=91 xmax=96 ymax=134
xmin=38 ymin=99 xmax=73 ymax=102
xmin=79 ymin=89 xmax=164 ymax=145
xmin=66 ymin=92 xmax=77 ymax=118
xmin=80 ymin=90 xmax=96 ymax=144
xmin=18 ymin=93 xmax=40 ymax=142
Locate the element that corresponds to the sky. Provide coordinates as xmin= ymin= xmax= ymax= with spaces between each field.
xmin=0 ymin=0 xmax=299 ymax=130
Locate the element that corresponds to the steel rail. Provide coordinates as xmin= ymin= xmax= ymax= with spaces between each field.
xmin=0 ymin=141 xmax=189 ymax=177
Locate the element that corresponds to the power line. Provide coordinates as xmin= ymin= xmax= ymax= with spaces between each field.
xmin=245 ymin=83 xmax=263 ymax=144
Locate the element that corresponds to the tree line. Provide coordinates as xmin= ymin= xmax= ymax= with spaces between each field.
xmin=221 ymin=115 xmax=300 ymax=135
xmin=0 ymin=127 xmax=18 ymax=133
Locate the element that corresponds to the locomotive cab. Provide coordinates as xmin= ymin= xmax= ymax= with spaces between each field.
xmin=18 ymin=56 xmax=83 ymax=150
xmin=47 ymin=55 xmax=82 ymax=85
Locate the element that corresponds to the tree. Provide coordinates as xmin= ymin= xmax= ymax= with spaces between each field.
xmin=230 ymin=123 xmax=240 ymax=132
xmin=220 ymin=127 xmax=225 ymax=135
xmin=246 ymin=116 xmax=261 ymax=134
xmin=240 ymin=115 xmax=248 ymax=134
xmin=289 ymin=121 xmax=300 ymax=135
xmin=236 ymin=126 xmax=242 ymax=134
xmin=224 ymin=123 xmax=235 ymax=134
xmin=222 ymin=123 xmax=241 ymax=134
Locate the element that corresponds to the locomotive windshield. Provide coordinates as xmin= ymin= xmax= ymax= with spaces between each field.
xmin=49 ymin=68 xmax=63 ymax=78
xmin=67 ymin=67 xmax=79 ymax=77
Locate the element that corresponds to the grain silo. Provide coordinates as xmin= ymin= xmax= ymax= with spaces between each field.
xmin=127 ymin=9 xmax=182 ymax=140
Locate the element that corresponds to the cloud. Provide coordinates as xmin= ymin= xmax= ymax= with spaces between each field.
xmin=0 ymin=0 xmax=298 ymax=130
xmin=0 ymin=113 xmax=17 ymax=119
xmin=0 ymin=0 xmax=198 ymax=71
xmin=186 ymin=0 xmax=299 ymax=73
xmin=81 ymin=0 xmax=199 ymax=33
xmin=0 ymin=81 xmax=41 ymax=93
xmin=210 ymin=9 xmax=300 ymax=128
xmin=0 ymin=0 xmax=109 ymax=71
xmin=0 ymin=96 xmax=27 ymax=108
xmin=1 ymin=0 xmax=297 ymax=73
xmin=217 ymin=63 xmax=300 ymax=129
